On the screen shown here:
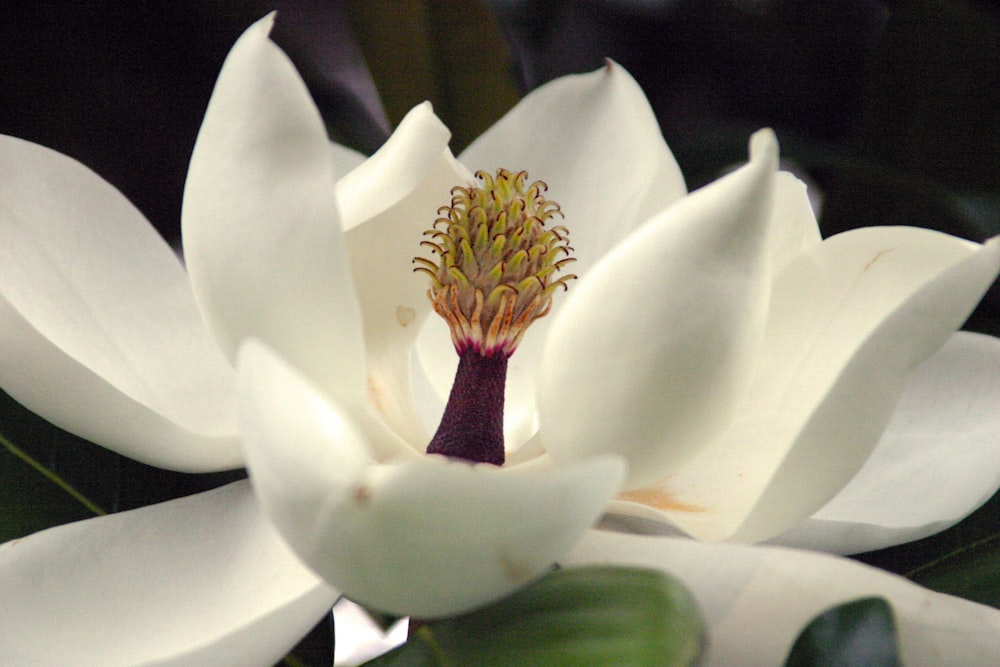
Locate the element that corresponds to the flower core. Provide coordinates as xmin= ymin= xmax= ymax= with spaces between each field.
xmin=417 ymin=169 xmax=574 ymax=465
xmin=414 ymin=168 xmax=575 ymax=358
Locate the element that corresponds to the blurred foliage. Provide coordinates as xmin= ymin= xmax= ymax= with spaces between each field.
xmin=487 ymin=0 xmax=1000 ymax=449
xmin=858 ymin=0 xmax=1000 ymax=192
xmin=364 ymin=566 xmax=704 ymax=666
xmin=486 ymin=0 xmax=999 ymax=227
xmin=784 ymin=597 xmax=900 ymax=667
xmin=907 ymin=535 xmax=1000 ymax=608
xmin=344 ymin=0 xmax=520 ymax=152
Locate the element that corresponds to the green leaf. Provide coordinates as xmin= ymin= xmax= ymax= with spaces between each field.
xmin=784 ymin=597 xmax=900 ymax=667
xmin=907 ymin=535 xmax=1000 ymax=609
xmin=364 ymin=565 xmax=704 ymax=666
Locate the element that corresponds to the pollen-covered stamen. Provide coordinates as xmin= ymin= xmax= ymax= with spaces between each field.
xmin=415 ymin=169 xmax=576 ymax=465
xmin=413 ymin=168 xmax=576 ymax=358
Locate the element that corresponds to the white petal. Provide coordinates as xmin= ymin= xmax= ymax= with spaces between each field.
xmin=333 ymin=599 xmax=407 ymax=665
xmin=631 ymin=229 xmax=1000 ymax=542
xmin=318 ymin=455 xmax=625 ymax=619
xmin=419 ymin=62 xmax=688 ymax=444
xmin=770 ymin=171 xmax=822 ymax=272
xmin=0 ymin=481 xmax=336 ymax=667
xmin=0 ymin=301 xmax=238 ymax=471
xmin=0 ymin=135 xmax=238 ymax=471
xmin=237 ymin=340 xmax=625 ymax=618
xmin=182 ymin=14 xmax=367 ymax=401
xmin=338 ymin=104 xmax=472 ymax=449
xmin=771 ymin=331 xmax=1000 ymax=554
xmin=566 ymin=531 xmax=1000 ymax=667
xmin=331 ymin=141 xmax=366 ymax=181
xmin=237 ymin=339 xmax=416 ymax=535
xmin=539 ymin=130 xmax=779 ymax=488
xmin=336 ymin=104 xmax=470 ymax=232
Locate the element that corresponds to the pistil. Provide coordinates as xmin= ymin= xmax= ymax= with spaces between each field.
xmin=415 ymin=169 xmax=574 ymax=465
xmin=425 ymin=349 xmax=507 ymax=465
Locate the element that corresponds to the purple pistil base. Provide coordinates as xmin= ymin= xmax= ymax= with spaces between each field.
xmin=426 ymin=348 xmax=508 ymax=465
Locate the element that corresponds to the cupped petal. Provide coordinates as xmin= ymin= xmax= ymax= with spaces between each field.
xmin=0 ymin=481 xmax=337 ymax=667
xmin=417 ymin=61 xmax=688 ymax=445
xmin=771 ymin=331 xmax=1000 ymax=554
xmin=0 ymin=135 xmax=238 ymax=471
xmin=237 ymin=338 xmax=416 ymax=494
xmin=233 ymin=339 xmax=415 ymax=622
xmin=316 ymin=454 xmax=625 ymax=619
xmin=539 ymin=130 xmax=779 ymax=488
xmin=182 ymin=14 xmax=366 ymax=401
xmin=566 ymin=531 xmax=1000 ymax=667
xmin=237 ymin=340 xmax=626 ymax=618
xmin=624 ymin=229 xmax=1000 ymax=543
xmin=338 ymin=103 xmax=472 ymax=449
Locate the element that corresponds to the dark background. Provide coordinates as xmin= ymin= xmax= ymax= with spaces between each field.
xmin=3 ymin=0 xmax=997 ymax=317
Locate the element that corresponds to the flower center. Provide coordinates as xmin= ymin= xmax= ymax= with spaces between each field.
xmin=414 ymin=168 xmax=575 ymax=465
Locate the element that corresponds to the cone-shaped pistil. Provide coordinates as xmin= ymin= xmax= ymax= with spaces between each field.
xmin=416 ymin=169 xmax=575 ymax=465
xmin=425 ymin=349 xmax=507 ymax=465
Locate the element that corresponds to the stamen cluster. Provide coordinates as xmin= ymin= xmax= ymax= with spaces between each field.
xmin=414 ymin=169 xmax=575 ymax=357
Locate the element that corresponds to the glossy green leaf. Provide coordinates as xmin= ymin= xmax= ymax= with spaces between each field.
xmin=364 ymin=565 xmax=704 ymax=666
xmin=784 ymin=597 xmax=900 ymax=667
xmin=907 ymin=535 xmax=1000 ymax=609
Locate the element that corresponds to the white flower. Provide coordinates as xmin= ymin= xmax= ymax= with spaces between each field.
xmin=1 ymin=12 xmax=999 ymax=665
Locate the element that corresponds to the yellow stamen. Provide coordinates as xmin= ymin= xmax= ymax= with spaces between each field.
xmin=414 ymin=168 xmax=576 ymax=357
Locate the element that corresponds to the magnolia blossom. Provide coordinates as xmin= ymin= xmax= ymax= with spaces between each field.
xmin=1 ymin=12 xmax=1000 ymax=666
